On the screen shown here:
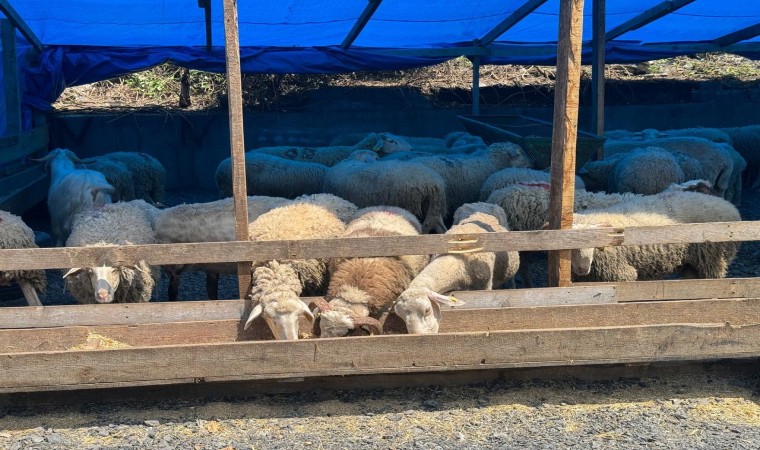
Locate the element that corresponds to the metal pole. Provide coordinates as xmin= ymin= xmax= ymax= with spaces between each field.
xmin=591 ymin=0 xmax=606 ymax=154
xmin=472 ymin=56 xmax=481 ymax=116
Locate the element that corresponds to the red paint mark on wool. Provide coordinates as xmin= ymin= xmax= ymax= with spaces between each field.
xmin=517 ymin=182 xmax=551 ymax=191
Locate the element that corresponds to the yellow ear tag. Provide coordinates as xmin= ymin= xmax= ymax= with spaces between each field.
xmin=449 ymin=296 xmax=459 ymax=303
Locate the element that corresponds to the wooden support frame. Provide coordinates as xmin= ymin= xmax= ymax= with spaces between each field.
xmin=547 ymin=0 xmax=585 ymax=287
xmin=590 ymin=0 xmax=605 ymax=149
xmin=341 ymin=0 xmax=383 ymax=49
xmin=198 ymin=0 xmax=213 ymax=50
xmin=0 ymin=0 xmax=43 ymax=53
xmin=478 ymin=0 xmax=549 ymax=47
xmin=1 ymin=220 xmax=757 ymax=271
xmin=222 ymin=0 xmax=251 ymax=300
xmin=471 ymin=55 xmax=480 ymax=116
xmin=1 ymin=19 xmax=21 ymax=136
xmin=606 ymin=0 xmax=696 ymax=42
xmin=712 ymin=23 xmax=760 ymax=48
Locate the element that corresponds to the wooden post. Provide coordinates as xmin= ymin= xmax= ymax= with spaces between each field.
xmin=471 ymin=56 xmax=481 ymax=116
xmin=1 ymin=19 xmax=21 ymax=136
xmin=547 ymin=0 xmax=585 ymax=287
xmin=590 ymin=0 xmax=605 ymax=154
xmin=222 ymin=0 xmax=251 ymax=300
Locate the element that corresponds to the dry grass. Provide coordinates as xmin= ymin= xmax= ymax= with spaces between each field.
xmin=67 ymin=331 xmax=131 ymax=350
xmin=52 ymin=53 xmax=760 ymax=112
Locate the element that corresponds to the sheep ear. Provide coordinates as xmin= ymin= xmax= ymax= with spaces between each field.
xmin=301 ymin=301 xmax=315 ymax=323
xmin=63 ymin=268 xmax=84 ymax=278
xmin=541 ymin=222 xmax=550 ymax=230
xmin=244 ymin=303 xmax=264 ymax=330
xmin=425 ymin=289 xmax=465 ymax=307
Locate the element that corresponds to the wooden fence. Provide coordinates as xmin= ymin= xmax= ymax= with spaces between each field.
xmin=0 ymin=222 xmax=759 ymax=393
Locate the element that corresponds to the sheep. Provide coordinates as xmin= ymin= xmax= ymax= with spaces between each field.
xmin=486 ymin=179 xmax=727 ymax=233
xmin=603 ymin=137 xmax=735 ymax=200
xmin=394 ymin=202 xmax=519 ymax=334
xmin=721 ymin=125 xmax=760 ymax=189
xmin=323 ymin=152 xmax=449 ymax=234
xmin=571 ymin=197 xmax=739 ymax=282
xmin=0 ymin=210 xmax=46 ymax=306
xmin=82 ymin=152 xmax=166 ymax=204
xmin=444 ymin=131 xmax=484 ymax=148
xmin=33 ymin=148 xmax=115 ymax=247
xmin=243 ymin=202 xmax=346 ymax=340
xmin=314 ymin=207 xmax=430 ymax=338
xmin=292 ymin=193 xmax=359 ymax=224
xmin=479 ymin=167 xmax=585 ymax=201
xmin=353 ymin=132 xmax=413 ymax=155
xmin=250 ymin=145 xmax=364 ymax=167
xmin=606 ymin=127 xmax=732 ymax=144
xmin=63 ymin=200 xmax=160 ymax=304
xmin=393 ymin=142 xmax=533 ymax=224
xmin=215 ymin=152 xmax=328 ymax=199
xmin=79 ymin=158 xmax=135 ymax=202
xmin=608 ymin=147 xmax=686 ymax=195
xmin=155 ymin=195 xmax=290 ymax=300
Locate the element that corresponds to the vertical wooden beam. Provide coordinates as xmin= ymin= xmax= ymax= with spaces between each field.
xmin=547 ymin=0 xmax=585 ymax=287
xmin=0 ymin=0 xmax=44 ymax=53
xmin=590 ymin=0 xmax=605 ymax=155
xmin=1 ymin=19 xmax=21 ymax=136
xmin=471 ymin=56 xmax=481 ymax=116
xmin=222 ymin=0 xmax=251 ymax=299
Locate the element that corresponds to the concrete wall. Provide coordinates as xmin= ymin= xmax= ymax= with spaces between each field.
xmin=48 ymin=89 xmax=760 ymax=191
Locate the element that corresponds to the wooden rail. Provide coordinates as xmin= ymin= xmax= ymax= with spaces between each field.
xmin=2 ymin=278 xmax=758 ymax=330
xmin=1 ymin=321 xmax=758 ymax=393
xmin=0 ymin=220 xmax=756 ymax=271
xmin=1 ymin=298 xmax=758 ymax=355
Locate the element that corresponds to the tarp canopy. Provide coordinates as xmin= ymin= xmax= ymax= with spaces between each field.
xmin=1 ymin=0 xmax=759 ymax=134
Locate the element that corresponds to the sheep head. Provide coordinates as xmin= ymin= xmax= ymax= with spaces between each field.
xmin=346 ymin=150 xmax=380 ymax=163
xmin=244 ymin=261 xmax=313 ymax=340
xmin=30 ymin=148 xmax=82 ymax=173
xmin=567 ymin=223 xmax=604 ymax=276
xmin=313 ymin=288 xmax=383 ymax=338
xmin=394 ymin=288 xmax=465 ymax=334
xmin=63 ymin=263 xmax=147 ymax=303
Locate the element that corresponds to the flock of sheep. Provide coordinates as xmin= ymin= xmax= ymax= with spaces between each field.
xmin=0 ymin=124 xmax=756 ymax=340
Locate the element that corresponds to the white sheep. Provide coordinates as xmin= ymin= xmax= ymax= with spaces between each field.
xmin=34 ymin=148 xmax=115 ymax=247
xmin=323 ymin=152 xmax=449 ymax=234
xmin=250 ymin=145 xmax=364 ymax=166
xmin=244 ymin=202 xmax=346 ymax=340
xmin=392 ymin=142 xmax=533 ymax=224
xmin=63 ymin=200 xmax=160 ymax=304
xmin=154 ymin=195 xmax=290 ymax=300
xmin=394 ymin=202 xmax=520 ymax=334
xmin=353 ymin=132 xmax=413 ymax=155
xmin=571 ymin=198 xmax=739 ymax=282
xmin=479 ymin=167 xmax=585 ymax=201
xmin=315 ymin=207 xmax=430 ymax=338
xmin=721 ymin=125 xmax=760 ymax=190
xmin=0 ymin=210 xmax=46 ymax=306
xmin=603 ymin=137 xmax=735 ymax=200
xmin=81 ymin=152 xmax=167 ymax=204
xmin=215 ymin=152 xmax=328 ymax=199
xmin=79 ymin=158 xmax=135 ymax=202
xmin=609 ymin=147 xmax=686 ymax=195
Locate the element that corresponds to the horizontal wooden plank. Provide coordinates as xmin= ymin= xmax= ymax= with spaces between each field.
xmin=3 ymin=278 xmax=759 ymax=329
xmin=0 ymin=126 xmax=49 ymax=165
xmin=1 ymin=322 xmax=759 ymax=392
xmin=455 ymin=278 xmax=760 ymax=307
xmin=1 ymin=298 xmax=759 ymax=354
xmin=0 ymin=221 xmax=757 ymax=271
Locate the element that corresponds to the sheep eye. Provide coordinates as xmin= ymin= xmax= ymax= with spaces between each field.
xmin=424 ymin=307 xmax=432 ymax=316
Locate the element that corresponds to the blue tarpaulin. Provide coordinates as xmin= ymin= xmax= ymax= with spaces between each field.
xmin=2 ymin=0 xmax=759 ymax=134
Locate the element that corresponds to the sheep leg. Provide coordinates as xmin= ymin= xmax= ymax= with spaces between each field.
xmin=205 ymin=271 xmax=220 ymax=300
xmin=167 ymin=270 xmax=181 ymax=301
xmin=18 ymin=280 xmax=42 ymax=306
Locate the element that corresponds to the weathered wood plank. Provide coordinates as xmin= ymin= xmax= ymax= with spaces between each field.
xmin=1 ymin=322 xmax=758 ymax=392
xmin=1 ymin=298 xmax=758 ymax=354
xmin=0 ymin=0 xmax=44 ymax=53
xmin=577 ymin=278 xmax=760 ymax=302
xmin=222 ymin=0 xmax=251 ymax=300
xmin=1 ymin=221 xmax=757 ymax=272
xmin=479 ymin=0 xmax=550 ymax=46
xmin=548 ymin=0 xmax=585 ymax=287
xmin=341 ymin=0 xmax=382 ymax=49
xmin=606 ymin=0 xmax=696 ymax=42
